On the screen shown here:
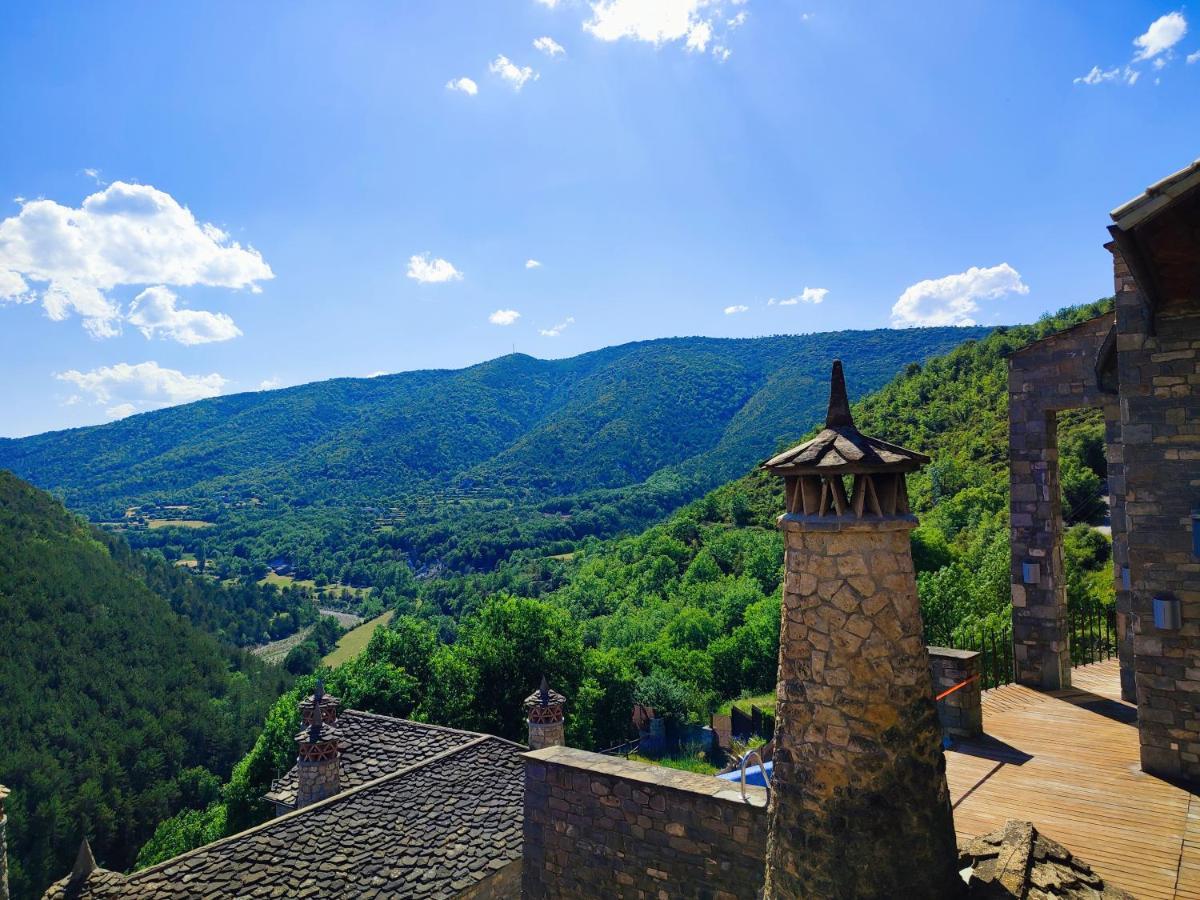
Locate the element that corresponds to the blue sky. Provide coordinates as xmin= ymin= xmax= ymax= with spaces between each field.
xmin=1 ymin=1 xmax=1197 ymax=437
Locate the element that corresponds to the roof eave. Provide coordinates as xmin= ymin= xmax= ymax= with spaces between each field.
xmin=1110 ymin=158 xmax=1200 ymax=231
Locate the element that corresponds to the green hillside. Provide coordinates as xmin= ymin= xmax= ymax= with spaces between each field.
xmin=0 ymin=329 xmax=985 ymax=589
xmin=144 ymin=302 xmax=1117 ymax=867
xmin=0 ymin=472 xmax=287 ymax=899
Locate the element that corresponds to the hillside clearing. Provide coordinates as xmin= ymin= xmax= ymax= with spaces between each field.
xmin=323 ymin=610 xmax=395 ymax=667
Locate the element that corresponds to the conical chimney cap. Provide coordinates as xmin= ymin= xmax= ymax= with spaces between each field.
xmin=762 ymin=361 xmax=929 ymax=475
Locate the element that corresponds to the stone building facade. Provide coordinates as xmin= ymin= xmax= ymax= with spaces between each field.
xmin=759 ymin=362 xmax=961 ymax=898
xmin=1008 ymin=158 xmax=1200 ymax=782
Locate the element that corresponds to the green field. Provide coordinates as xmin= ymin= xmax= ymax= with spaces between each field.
xmin=258 ymin=571 xmax=369 ymax=599
xmin=146 ymin=519 xmax=212 ymax=529
xmin=322 ymin=610 xmax=395 ymax=667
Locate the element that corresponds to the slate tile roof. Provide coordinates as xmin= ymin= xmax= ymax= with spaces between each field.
xmin=265 ymin=711 xmax=481 ymax=809
xmin=44 ymin=729 xmax=525 ymax=899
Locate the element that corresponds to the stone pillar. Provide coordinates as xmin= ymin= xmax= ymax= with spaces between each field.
xmin=524 ymin=678 xmax=566 ymax=750
xmin=1105 ymin=396 xmax=1136 ymax=704
xmin=928 ymin=647 xmax=983 ymax=738
xmin=764 ymin=517 xmax=961 ymax=897
xmin=761 ymin=361 xmax=960 ymax=898
xmin=0 ymin=785 xmax=9 ymax=900
xmin=1009 ymin=403 xmax=1072 ymax=690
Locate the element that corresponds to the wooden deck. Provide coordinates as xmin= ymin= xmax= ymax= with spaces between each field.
xmin=947 ymin=659 xmax=1200 ymax=899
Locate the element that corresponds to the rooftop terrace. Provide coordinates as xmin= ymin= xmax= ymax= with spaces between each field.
xmin=948 ymin=658 xmax=1199 ymax=899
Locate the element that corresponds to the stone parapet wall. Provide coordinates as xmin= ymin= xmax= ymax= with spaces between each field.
xmin=928 ymin=646 xmax=983 ymax=737
xmin=521 ymin=745 xmax=767 ymax=899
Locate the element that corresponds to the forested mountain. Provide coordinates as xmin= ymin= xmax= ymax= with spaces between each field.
xmin=0 ymin=329 xmax=986 ymax=586
xmin=0 ymin=472 xmax=288 ymax=899
xmin=139 ymin=302 xmax=1117 ymax=867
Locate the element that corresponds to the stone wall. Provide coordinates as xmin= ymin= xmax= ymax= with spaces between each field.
xmin=929 ymin=646 xmax=983 ymax=738
xmin=522 ymin=745 xmax=767 ymax=899
xmin=1112 ymin=244 xmax=1200 ymax=781
xmin=459 ymin=859 xmax=521 ymax=899
xmin=1008 ymin=312 xmax=1120 ymax=690
xmin=764 ymin=515 xmax=960 ymax=898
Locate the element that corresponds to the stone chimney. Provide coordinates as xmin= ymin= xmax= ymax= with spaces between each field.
xmin=760 ymin=361 xmax=960 ymax=898
xmin=0 ymin=785 xmax=9 ymax=900
xmin=294 ymin=680 xmax=342 ymax=808
xmin=524 ymin=677 xmax=566 ymax=750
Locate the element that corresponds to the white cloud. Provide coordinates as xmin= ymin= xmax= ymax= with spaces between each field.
xmin=728 ymin=11 xmax=747 ymax=28
xmin=1154 ymin=56 xmax=1168 ymax=69
xmin=534 ymin=36 xmax=565 ymax=56
xmin=82 ymin=167 xmax=103 ymax=184
xmin=583 ymin=0 xmax=735 ymax=55
xmin=686 ymin=19 xmax=712 ymax=51
xmin=127 ymin=286 xmax=242 ymax=345
xmin=1187 ymin=49 xmax=1200 ymax=64
xmin=1073 ymin=64 xmax=1139 ymax=85
xmin=407 ymin=253 xmax=463 ymax=284
xmin=490 ymin=55 xmax=538 ymax=90
xmin=1133 ymin=11 xmax=1187 ymax=61
xmin=774 ymin=286 xmax=828 ymax=306
xmin=0 ymin=181 xmax=272 ymax=338
xmin=712 ymin=45 xmax=731 ymax=62
xmin=56 ymin=361 xmax=227 ymax=416
xmin=489 ymin=308 xmax=521 ymax=325
xmin=259 ymin=376 xmax=282 ymax=390
xmin=540 ymin=316 xmax=574 ymax=337
xmin=891 ymin=263 xmax=1028 ymax=327
xmin=534 ymin=0 xmax=559 ymax=6
xmin=724 ymin=304 xmax=749 ymax=314
xmin=525 ymin=259 xmax=542 ymax=269
xmin=446 ymin=76 xmax=479 ymax=95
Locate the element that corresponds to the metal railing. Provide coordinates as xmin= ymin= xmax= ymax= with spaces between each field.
xmin=946 ymin=623 xmax=1015 ymax=690
xmin=599 ymin=738 xmax=640 ymax=758
xmin=1069 ymin=603 xmax=1118 ymax=667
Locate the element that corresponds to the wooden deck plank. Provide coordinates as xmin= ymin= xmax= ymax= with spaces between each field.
xmin=947 ymin=659 xmax=1195 ymax=899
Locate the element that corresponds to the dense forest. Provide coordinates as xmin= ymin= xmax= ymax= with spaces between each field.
xmin=0 ymin=472 xmax=290 ymax=899
xmin=0 ymin=329 xmax=984 ymax=587
xmin=136 ymin=300 xmax=1117 ymax=867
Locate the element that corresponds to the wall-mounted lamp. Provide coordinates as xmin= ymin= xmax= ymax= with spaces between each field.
xmin=1120 ymin=565 xmax=1131 ymax=591
xmin=1153 ymin=596 xmax=1182 ymax=631
xmin=1022 ymin=561 xmax=1041 ymax=585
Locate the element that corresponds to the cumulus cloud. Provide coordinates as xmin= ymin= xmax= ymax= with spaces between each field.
xmin=525 ymin=259 xmax=543 ymax=269
xmin=489 ymin=309 xmax=521 ymax=325
xmin=534 ymin=0 xmax=559 ymax=6
xmin=1188 ymin=49 xmax=1200 ymax=64
xmin=407 ymin=253 xmax=463 ymax=284
xmin=540 ymin=316 xmax=574 ymax=337
xmin=724 ymin=304 xmax=749 ymax=314
xmin=105 ymin=403 xmax=137 ymax=420
xmin=446 ymin=76 xmax=479 ymax=95
xmin=490 ymin=55 xmax=538 ymax=90
xmin=0 ymin=181 xmax=272 ymax=338
xmin=772 ymin=286 xmax=828 ymax=306
xmin=534 ymin=36 xmax=565 ymax=56
xmin=1133 ymin=11 xmax=1187 ymax=61
xmin=583 ymin=0 xmax=740 ymax=55
xmin=56 ymin=361 xmax=227 ymax=416
xmin=891 ymin=263 xmax=1028 ymax=327
xmin=127 ymin=286 xmax=242 ymax=345
xmin=259 ymin=376 xmax=282 ymax=390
